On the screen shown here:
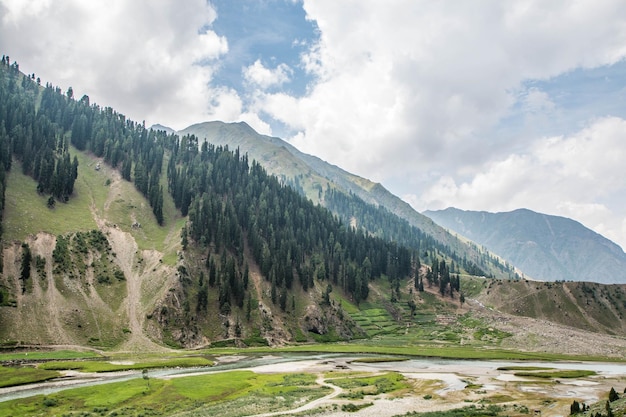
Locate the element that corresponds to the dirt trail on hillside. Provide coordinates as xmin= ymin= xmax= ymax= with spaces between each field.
xmin=90 ymin=168 xmax=173 ymax=353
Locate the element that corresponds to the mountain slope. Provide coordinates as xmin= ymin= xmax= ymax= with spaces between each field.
xmin=177 ymin=121 xmax=514 ymax=279
xmin=472 ymin=278 xmax=626 ymax=335
xmin=424 ymin=208 xmax=626 ymax=284
xmin=1 ymin=60 xmax=624 ymax=356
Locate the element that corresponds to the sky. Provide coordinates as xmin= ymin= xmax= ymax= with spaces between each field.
xmin=2 ymin=0 xmax=626 ymax=250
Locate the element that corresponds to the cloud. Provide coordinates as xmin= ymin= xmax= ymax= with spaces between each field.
xmin=3 ymin=0 xmax=626 ymax=249
xmin=244 ymin=60 xmax=292 ymax=89
xmin=521 ymin=88 xmax=556 ymax=114
xmin=0 ymin=0 xmax=227 ymax=130
xmin=414 ymin=117 xmax=626 ymax=249
xmin=258 ymin=1 xmax=626 ymax=185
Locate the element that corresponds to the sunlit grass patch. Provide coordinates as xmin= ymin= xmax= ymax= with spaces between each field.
xmin=0 ymin=366 xmax=60 ymax=388
xmin=4 ymin=158 xmax=97 ymax=241
xmin=496 ymin=366 xmax=553 ymax=371
xmin=0 ymin=370 xmax=330 ymax=417
xmin=331 ymin=371 xmax=409 ymax=397
xmin=0 ymin=349 xmax=100 ymax=361
xmin=38 ymin=356 xmax=213 ymax=372
xmin=170 ymin=370 xmax=254 ymax=401
xmin=513 ymin=369 xmax=596 ymax=379
xmin=350 ymin=356 xmax=409 ymax=363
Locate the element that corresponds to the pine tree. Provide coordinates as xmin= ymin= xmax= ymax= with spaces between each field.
xmin=20 ymin=243 xmax=32 ymax=293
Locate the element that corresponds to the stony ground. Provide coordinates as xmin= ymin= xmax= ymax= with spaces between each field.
xmin=468 ymin=299 xmax=626 ymax=359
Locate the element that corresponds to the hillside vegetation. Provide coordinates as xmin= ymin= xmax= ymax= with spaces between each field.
xmin=178 ymin=121 xmax=519 ymax=280
xmin=0 ymin=57 xmax=624 ymax=356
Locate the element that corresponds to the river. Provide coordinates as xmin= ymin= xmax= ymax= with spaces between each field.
xmin=1 ymin=353 xmax=625 ymax=416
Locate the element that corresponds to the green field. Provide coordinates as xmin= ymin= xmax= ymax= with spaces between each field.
xmin=0 ymin=370 xmax=329 ymax=417
xmin=0 ymin=350 xmax=100 ymax=361
xmin=0 ymin=366 xmax=60 ymax=388
xmin=38 ymin=356 xmax=214 ymax=373
xmin=4 ymin=149 xmax=183 ymax=264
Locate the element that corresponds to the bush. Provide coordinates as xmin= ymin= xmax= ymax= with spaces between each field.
xmin=42 ymin=397 xmax=57 ymax=407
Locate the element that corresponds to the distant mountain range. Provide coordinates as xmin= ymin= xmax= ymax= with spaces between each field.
xmin=424 ymin=208 xmax=626 ymax=284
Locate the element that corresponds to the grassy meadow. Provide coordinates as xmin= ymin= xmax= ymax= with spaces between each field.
xmin=0 ymin=370 xmax=330 ymax=417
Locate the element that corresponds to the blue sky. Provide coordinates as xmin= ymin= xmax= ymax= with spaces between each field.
xmin=2 ymin=0 xmax=626 ymax=250
xmin=209 ymin=0 xmax=317 ymax=98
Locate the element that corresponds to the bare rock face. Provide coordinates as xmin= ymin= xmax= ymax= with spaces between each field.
xmin=303 ymin=303 xmax=365 ymax=340
xmin=303 ymin=304 xmax=327 ymax=335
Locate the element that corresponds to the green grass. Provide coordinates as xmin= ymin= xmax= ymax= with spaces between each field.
xmin=3 ymin=157 xmax=98 ymax=241
xmin=4 ymin=149 xmax=184 ymax=265
xmin=0 ymin=349 xmax=100 ymax=361
xmin=331 ymin=371 xmax=408 ymax=395
xmin=170 ymin=370 xmax=254 ymax=401
xmin=0 ymin=370 xmax=329 ymax=417
xmin=219 ymin=342 xmax=621 ymax=362
xmin=350 ymin=357 xmax=409 ymax=363
xmin=473 ymin=327 xmax=512 ymax=344
xmin=38 ymin=357 xmax=213 ymax=373
xmin=513 ymin=369 xmax=596 ymax=379
xmin=0 ymin=366 xmax=60 ymax=388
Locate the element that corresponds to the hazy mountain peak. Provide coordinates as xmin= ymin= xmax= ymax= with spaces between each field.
xmin=425 ymin=207 xmax=626 ymax=284
xmin=149 ymin=123 xmax=175 ymax=134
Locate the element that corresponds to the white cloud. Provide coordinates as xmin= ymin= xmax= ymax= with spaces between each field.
xmin=249 ymin=0 xmax=626 ymax=248
xmin=0 ymin=0 xmax=227 ymax=130
xmin=204 ymin=86 xmax=273 ymax=135
xmin=260 ymin=1 xmax=626 ymax=184
xmin=416 ymin=117 xmax=626 ymax=249
xmin=244 ymin=60 xmax=292 ymax=89
xmin=521 ymin=88 xmax=556 ymax=114
xmin=3 ymin=0 xmax=626 ymax=250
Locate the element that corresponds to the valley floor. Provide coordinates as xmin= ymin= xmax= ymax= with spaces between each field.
xmin=2 ymin=353 xmax=624 ymax=417
xmin=222 ymin=355 xmax=625 ymax=417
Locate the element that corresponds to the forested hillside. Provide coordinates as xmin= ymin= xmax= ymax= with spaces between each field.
xmin=0 ymin=55 xmax=168 ymax=227
xmin=178 ymin=121 xmax=519 ymax=280
xmin=1 ymin=56 xmax=623 ymax=351
xmin=0 ymin=56 xmax=458 ymax=347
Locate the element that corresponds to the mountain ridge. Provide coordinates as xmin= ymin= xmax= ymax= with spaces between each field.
xmin=424 ymin=207 xmax=626 ymax=284
xmin=1 ymin=59 xmax=624 ymax=356
xmin=177 ymin=121 xmax=513 ymax=280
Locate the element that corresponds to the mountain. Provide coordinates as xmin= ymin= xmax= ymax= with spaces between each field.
xmin=150 ymin=124 xmax=175 ymax=134
xmin=424 ymin=208 xmax=626 ymax=284
xmin=1 ymin=58 xmax=625 ymax=355
xmin=178 ymin=122 xmax=453 ymax=238
xmin=178 ymin=121 xmax=515 ymax=280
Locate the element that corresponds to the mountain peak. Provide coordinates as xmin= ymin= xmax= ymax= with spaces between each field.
xmin=425 ymin=207 xmax=626 ymax=283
